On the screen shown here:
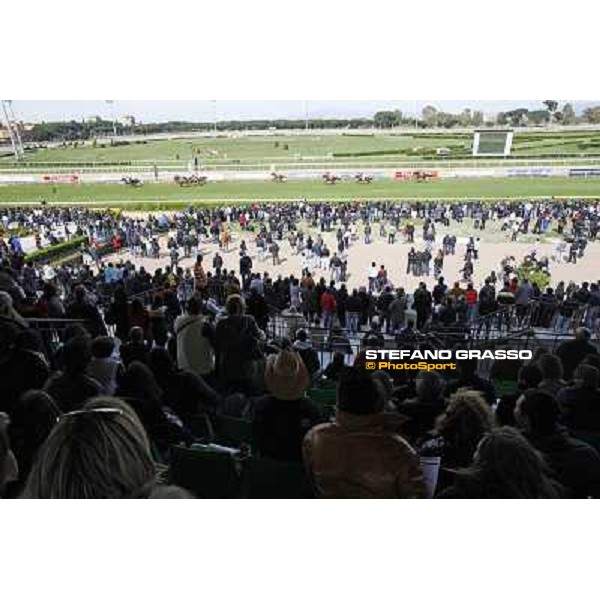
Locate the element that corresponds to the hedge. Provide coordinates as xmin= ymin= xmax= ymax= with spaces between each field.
xmin=0 ymin=161 xmax=133 ymax=169
xmin=0 ymin=226 xmax=31 ymax=238
xmin=25 ymin=236 xmax=88 ymax=265
xmin=333 ymin=144 xmax=467 ymax=158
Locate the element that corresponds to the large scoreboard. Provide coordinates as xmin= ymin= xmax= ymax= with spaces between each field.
xmin=472 ymin=129 xmax=513 ymax=157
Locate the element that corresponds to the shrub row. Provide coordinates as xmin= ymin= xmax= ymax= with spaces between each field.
xmin=333 ymin=144 xmax=466 ymax=158
xmin=0 ymin=161 xmax=134 ymax=169
xmin=0 ymin=226 xmax=32 ymax=238
xmin=25 ymin=236 xmax=88 ymax=265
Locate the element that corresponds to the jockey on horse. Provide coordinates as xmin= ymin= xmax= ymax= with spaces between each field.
xmin=355 ymin=172 xmax=373 ymax=183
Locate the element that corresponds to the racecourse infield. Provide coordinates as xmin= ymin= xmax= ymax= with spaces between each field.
xmin=1 ymin=177 xmax=600 ymax=206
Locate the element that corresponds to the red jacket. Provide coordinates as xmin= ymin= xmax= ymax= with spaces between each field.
xmin=465 ymin=289 xmax=478 ymax=305
xmin=320 ymin=291 xmax=337 ymax=312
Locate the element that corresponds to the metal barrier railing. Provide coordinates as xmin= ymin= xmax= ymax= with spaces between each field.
xmin=25 ymin=318 xmax=89 ymax=357
xmin=3 ymin=157 xmax=600 ymax=173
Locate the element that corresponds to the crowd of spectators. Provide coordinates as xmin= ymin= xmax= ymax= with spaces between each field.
xmin=1 ymin=198 xmax=600 ymax=498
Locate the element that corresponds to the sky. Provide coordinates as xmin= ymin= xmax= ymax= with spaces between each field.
xmin=4 ymin=100 xmax=596 ymax=123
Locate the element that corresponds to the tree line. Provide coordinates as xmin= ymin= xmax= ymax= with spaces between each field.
xmin=10 ymin=102 xmax=600 ymax=142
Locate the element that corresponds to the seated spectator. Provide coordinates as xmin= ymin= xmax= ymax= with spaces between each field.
xmin=0 ymin=412 xmax=18 ymax=498
xmin=148 ymin=347 xmax=218 ymax=424
xmin=327 ymin=326 xmax=353 ymax=356
xmin=556 ymin=327 xmax=598 ymax=381
xmin=36 ymin=282 xmax=66 ymax=319
xmin=557 ymin=364 xmax=600 ymax=432
xmin=495 ymin=362 xmax=544 ymax=427
xmin=44 ymin=337 xmax=103 ymax=412
xmin=303 ymin=367 xmax=427 ymax=498
xmin=116 ymin=361 xmax=190 ymax=454
xmin=581 ymin=352 xmax=600 ymax=373
xmin=281 ymin=305 xmax=308 ymax=341
xmin=532 ymin=347 xmax=549 ymax=362
xmin=397 ymin=370 xmax=446 ymax=443
xmin=396 ymin=319 xmax=417 ymax=343
xmin=515 ymin=389 xmax=600 ymax=498
xmin=361 ymin=319 xmax=385 ymax=349
xmin=22 ymin=397 xmax=156 ymax=499
xmin=66 ymin=285 xmax=107 ymax=339
xmin=214 ymin=294 xmax=265 ymax=394
xmin=120 ymin=326 xmax=151 ymax=367
xmin=437 ymin=427 xmax=562 ymax=499
xmin=0 ymin=328 xmax=50 ymax=415
xmin=446 ymin=359 xmax=496 ymax=405
xmin=323 ymin=352 xmax=345 ymax=381
xmin=0 ymin=289 xmax=27 ymax=329
xmin=537 ymin=353 xmax=567 ymax=398
xmin=174 ymin=296 xmax=215 ymax=380
xmin=87 ymin=336 xmax=121 ymax=396
xmin=8 ymin=390 xmax=60 ymax=488
xmin=371 ymin=370 xmax=396 ymax=411
xmin=0 ymin=290 xmax=27 ymax=353
xmin=52 ymin=323 xmax=91 ymax=371
xmin=253 ymin=349 xmax=322 ymax=462
xmin=420 ymin=389 xmax=494 ymax=495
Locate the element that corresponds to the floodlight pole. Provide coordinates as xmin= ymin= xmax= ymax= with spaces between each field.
xmin=106 ymin=100 xmax=117 ymax=138
xmin=7 ymin=101 xmax=24 ymax=154
xmin=212 ymin=100 xmax=217 ymax=134
xmin=414 ymin=100 xmax=418 ymax=131
xmin=303 ymin=100 xmax=309 ymax=132
xmin=1 ymin=100 xmax=24 ymax=160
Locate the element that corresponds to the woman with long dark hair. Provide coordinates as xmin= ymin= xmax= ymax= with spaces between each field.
xmin=437 ymin=427 xmax=563 ymax=499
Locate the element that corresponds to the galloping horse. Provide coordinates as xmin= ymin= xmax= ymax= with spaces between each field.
xmin=354 ymin=172 xmax=373 ymax=183
xmin=413 ymin=171 xmax=436 ymax=182
xmin=323 ymin=172 xmax=342 ymax=184
xmin=121 ymin=176 xmax=143 ymax=187
xmin=174 ymin=174 xmax=208 ymax=186
xmin=271 ymin=172 xmax=287 ymax=183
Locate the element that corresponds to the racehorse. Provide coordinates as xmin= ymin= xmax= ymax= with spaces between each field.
xmin=271 ymin=172 xmax=287 ymax=183
xmin=412 ymin=171 xmax=436 ymax=182
xmin=323 ymin=172 xmax=342 ymax=184
xmin=121 ymin=176 xmax=143 ymax=187
xmin=174 ymin=174 xmax=208 ymax=186
xmin=354 ymin=173 xmax=373 ymax=183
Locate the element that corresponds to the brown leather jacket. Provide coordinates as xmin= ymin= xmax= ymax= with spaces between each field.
xmin=303 ymin=410 xmax=427 ymax=499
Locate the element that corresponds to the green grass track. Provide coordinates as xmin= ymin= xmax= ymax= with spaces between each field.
xmin=1 ymin=177 xmax=600 ymax=206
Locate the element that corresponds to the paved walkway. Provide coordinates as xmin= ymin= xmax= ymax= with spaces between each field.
xmin=110 ymin=217 xmax=600 ymax=291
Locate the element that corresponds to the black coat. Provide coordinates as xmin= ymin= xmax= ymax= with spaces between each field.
xmin=527 ymin=431 xmax=600 ymax=498
xmin=558 ymin=385 xmax=600 ymax=432
xmin=252 ymin=395 xmax=322 ymax=462
xmin=556 ymin=339 xmax=598 ymax=381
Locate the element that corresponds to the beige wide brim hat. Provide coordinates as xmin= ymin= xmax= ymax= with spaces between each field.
xmin=264 ymin=349 xmax=311 ymax=400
